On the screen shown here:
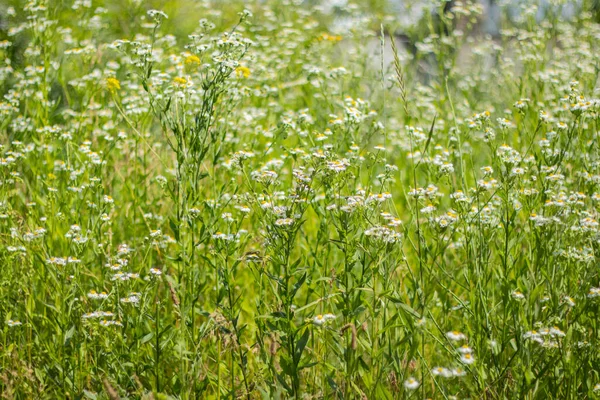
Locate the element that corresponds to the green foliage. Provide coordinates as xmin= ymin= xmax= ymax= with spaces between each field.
xmin=0 ymin=0 xmax=600 ymax=399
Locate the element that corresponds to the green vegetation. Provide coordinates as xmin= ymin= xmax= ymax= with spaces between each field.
xmin=1 ymin=0 xmax=600 ymax=398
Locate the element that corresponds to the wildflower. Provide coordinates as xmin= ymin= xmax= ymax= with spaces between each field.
xmin=563 ymin=296 xmax=575 ymax=307
xmin=275 ymin=218 xmax=294 ymax=227
xmin=388 ymin=217 xmax=402 ymax=227
xmin=235 ymin=66 xmax=251 ymax=78
xmin=120 ymin=293 xmax=140 ymax=304
xmin=313 ymin=313 xmax=335 ymax=326
xmin=403 ymin=377 xmax=419 ymax=390
xmin=523 ymin=330 xmax=543 ymax=343
xmin=212 ymin=232 xmax=234 ymax=241
xmin=82 ymin=311 xmax=114 ymax=320
xmin=111 ymin=272 xmax=139 ymax=281
xmin=477 ymin=179 xmax=498 ymax=190
xmin=511 ymin=290 xmax=525 ymax=300
xmin=435 ymin=211 xmax=458 ymax=229
xmin=364 ymin=226 xmax=402 ymax=244
xmin=147 ymin=9 xmax=168 ymax=21
xmin=481 ymin=166 xmax=494 ymax=176
xmin=155 ymin=175 xmax=167 ymax=186
xmin=100 ymin=320 xmax=123 ymax=327
xmin=439 ymin=162 xmax=454 ymax=174
xmin=432 ymin=367 xmax=452 ymax=378
xmin=446 ymin=331 xmax=467 ymax=341
xmin=450 ymin=190 xmax=470 ymax=203
xmin=460 ymin=353 xmax=475 ymax=365
xmin=221 ymin=212 xmax=234 ymax=222
xmin=514 ymin=98 xmax=529 ymax=110
xmin=235 ymin=205 xmax=251 ymax=213
xmin=420 ymin=204 xmax=436 ymax=214
xmin=150 ymin=268 xmax=162 ymax=276
xmin=367 ymin=192 xmax=392 ymax=203
xmin=511 ymin=167 xmax=526 ymax=176
xmin=587 ymin=287 xmax=600 ymax=298
xmin=327 ymin=159 xmax=350 ymax=172
xmin=458 ymin=345 xmax=473 ymax=354
xmin=184 ymin=54 xmax=200 ymax=65
xmin=87 ymin=290 xmax=109 ymax=300
xmin=149 ymin=229 xmax=162 ymax=238
xmin=483 ymin=127 xmax=496 ymax=141
xmin=318 ymin=33 xmax=342 ymax=42
xmin=7 ymin=320 xmax=22 ymax=327
xmin=47 ymin=257 xmax=67 ymax=266
xmin=106 ymin=77 xmax=120 ymax=92
xmin=173 ymin=77 xmax=187 ymax=86
xmin=251 ymin=170 xmax=278 ymax=184
xmin=550 ymin=326 xmax=565 ymax=337
xmin=497 ymin=118 xmax=512 ymax=128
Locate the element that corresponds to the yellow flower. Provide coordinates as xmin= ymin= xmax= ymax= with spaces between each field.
xmin=173 ymin=77 xmax=187 ymax=85
xmin=235 ymin=66 xmax=250 ymax=78
xmin=106 ymin=77 xmax=120 ymax=92
xmin=184 ymin=55 xmax=200 ymax=66
xmin=317 ymin=33 xmax=342 ymax=42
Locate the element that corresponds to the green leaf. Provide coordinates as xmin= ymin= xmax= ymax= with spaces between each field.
xmin=277 ymin=373 xmax=292 ymax=393
xmin=525 ymin=368 xmax=535 ymax=384
xmin=169 ymin=218 xmax=180 ymax=242
xmin=384 ymin=295 xmax=421 ymax=319
xmin=327 ymin=375 xmax=339 ymax=392
xmin=141 ymin=332 xmax=154 ymax=344
xmin=299 ymin=362 xmax=318 ymax=370
xmin=280 ymin=354 xmax=293 ymax=377
xmin=422 ymin=114 xmax=437 ymax=155
xmin=290 ymin=272 xmax=307 ymax=300
xmin=294 ymin=328 xmax=310 ymax=365
xmin=64 ymin=325 xmax=75 ymax=344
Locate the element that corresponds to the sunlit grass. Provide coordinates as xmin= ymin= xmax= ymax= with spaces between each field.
xmin=1 ymin=0 xmax=600 ymax=398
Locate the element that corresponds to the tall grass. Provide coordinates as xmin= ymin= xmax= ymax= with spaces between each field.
xmin=1 ymin=0 xmax=600 ymax=398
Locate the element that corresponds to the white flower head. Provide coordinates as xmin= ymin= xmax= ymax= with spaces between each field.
xmin=312 ymin=313 xmax=335 ymax=326
xmin=403 ymin=377 xmax=419 ymax=390
xmin=460 ymin=353 xmax=475 ymax=365
xmin=446 ymin=330 xmax=467 ymax=341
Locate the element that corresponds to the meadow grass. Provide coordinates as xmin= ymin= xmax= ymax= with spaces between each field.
xmin=1 ymin=0 xmax=600 ymax=398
